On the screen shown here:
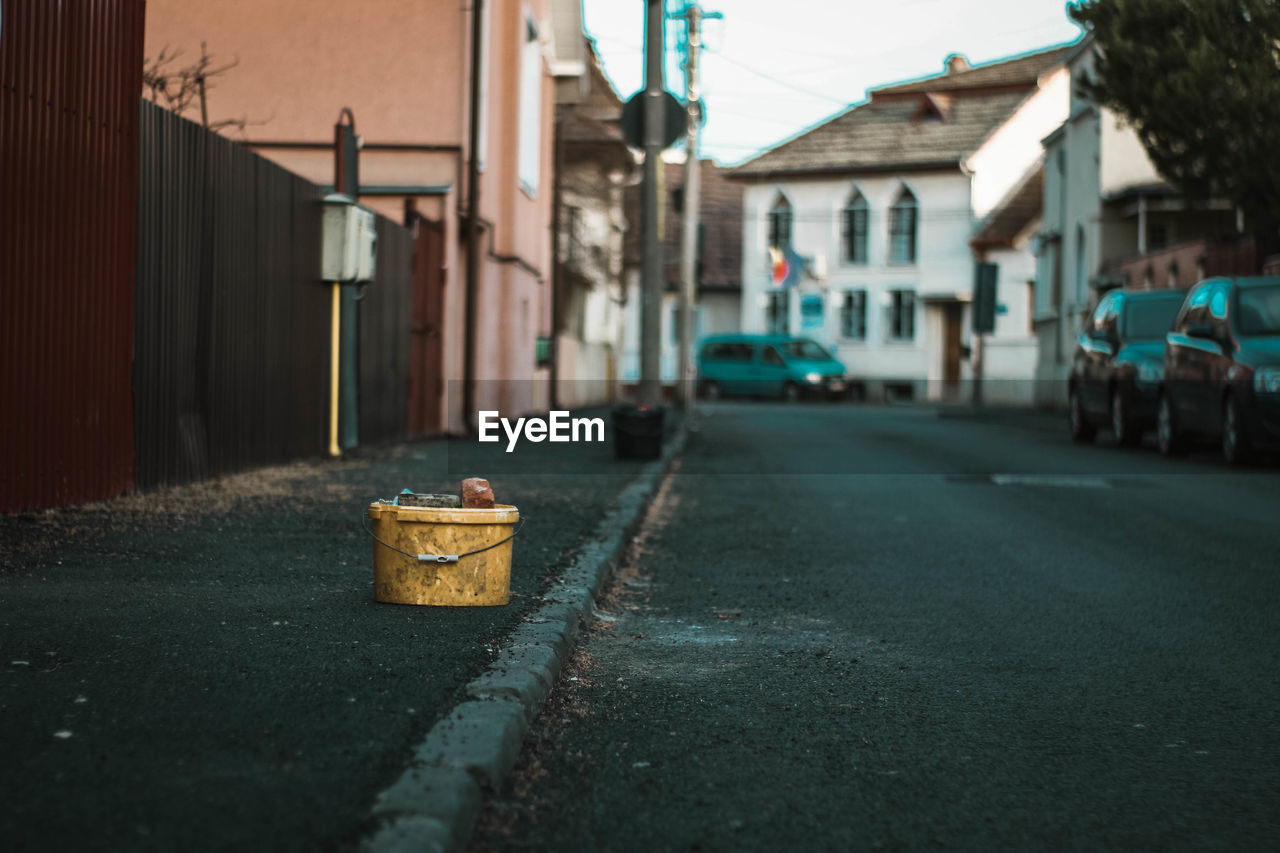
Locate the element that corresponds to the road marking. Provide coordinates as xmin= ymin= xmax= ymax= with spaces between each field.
xmin=990 ymin=474 xmax=1111 ymax=488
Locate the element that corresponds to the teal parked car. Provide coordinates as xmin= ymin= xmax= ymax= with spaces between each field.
xmin=697 ymin=334 xmax=848 ymax=401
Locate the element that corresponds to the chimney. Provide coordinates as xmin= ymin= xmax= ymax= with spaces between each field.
xmin=945 ymin=54 xmax=970 ymax=75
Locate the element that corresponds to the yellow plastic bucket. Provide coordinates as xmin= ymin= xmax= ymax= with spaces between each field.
xmin=367 ymin=502 xmax=520 ymax=606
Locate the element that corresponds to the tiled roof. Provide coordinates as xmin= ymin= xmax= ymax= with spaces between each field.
xmin=873 ymin=46 xmax=1069 ymax=96
xmin=559 ymin=41 xmax=627 ymax=146
xmin=730 ymin=91 xmax=1029 ymax=178
xmin=972 ymin=166 xmax=1044 ymax=249
xmin=624 ymin=159 xmax=744 ymax=290
xmin=729 ymin=45 xmax=1070 ymax=180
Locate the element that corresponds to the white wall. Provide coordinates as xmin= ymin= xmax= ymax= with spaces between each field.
xmin=739 ymin=172 xmax=973 ymax=388
xmin=967 ymin=68 xmax=1069 ymax=220
xmin=619 ymin=272 xmax=742 ymax=384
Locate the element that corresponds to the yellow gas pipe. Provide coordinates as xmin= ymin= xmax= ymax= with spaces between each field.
xmin=328 ymin=283 xmax=341 ymax=457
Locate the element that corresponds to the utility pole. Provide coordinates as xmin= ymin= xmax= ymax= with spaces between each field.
xmin=674 ymin=3 xmax=718 ymax=408
xmin=638 ymin=0 xmax=666 ymax=409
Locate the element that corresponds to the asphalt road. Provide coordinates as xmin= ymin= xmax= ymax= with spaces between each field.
xmin=474 ymin=402 xmax=1280 ymax=852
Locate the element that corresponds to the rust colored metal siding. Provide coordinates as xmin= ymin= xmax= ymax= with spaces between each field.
xmin=134 ymin=101 xmax=330 ymax=489
xmin=1 ymin=0 xmax=146 ymax=511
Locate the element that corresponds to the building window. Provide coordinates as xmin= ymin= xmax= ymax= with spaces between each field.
xmin=766 ymin=290 xmax=790 ymax=334
xmin=841 ymin=290 xmax=867 ymax=339
xmin=888 ymin=187 xmax=918 ymax=264
xmin=889 ymin=289 xmax=916 ymax=340
xmin=842 ymin=191 xmax=869 ymax=264
xmin=517 ymin=14 xmax=542 ymax=196
xmin=767 ymin=195 xmax=792 ymax=250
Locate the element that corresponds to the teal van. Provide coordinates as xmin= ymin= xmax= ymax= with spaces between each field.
xmin=697 ymin=334 xmax=848 ymax=401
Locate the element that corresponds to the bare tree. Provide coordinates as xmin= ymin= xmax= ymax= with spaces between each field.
xmin=142 ymin=43 xmax=268 ymax=134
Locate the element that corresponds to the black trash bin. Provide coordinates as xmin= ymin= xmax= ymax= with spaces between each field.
xmin=612 ymin=405 xmax=665 ymax=460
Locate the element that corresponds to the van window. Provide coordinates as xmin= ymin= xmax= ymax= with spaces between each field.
xmin=781 ymin=340 xmax=830 ymax=360
xmin=703 ymin=342 xmax=753 ymax=362
xmin=761 ymin=346 xmax=785 ymax=366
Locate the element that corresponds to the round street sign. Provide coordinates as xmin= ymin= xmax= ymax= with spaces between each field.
xmin=621 ymin=90 xmax=688 ymax=150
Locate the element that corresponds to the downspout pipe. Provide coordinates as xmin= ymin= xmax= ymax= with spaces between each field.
xmin=549 ymin=109 xmax=564 ymax=410
xmin=464 ymin=0 xmax=484 ymax=433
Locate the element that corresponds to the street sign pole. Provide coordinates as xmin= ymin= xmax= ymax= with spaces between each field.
xmin=639 ymin=0 xmax=666 ymax=409
xmin=972 ymin=261 xmax=998 ymax=408
xmin=676 ymin=6 xmax=701 ymax=409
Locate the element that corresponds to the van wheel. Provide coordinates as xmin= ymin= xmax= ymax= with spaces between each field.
xmin=782 ymin=381 xmax=799 ymax=403
xmin=1222 ymin=393 xmax=1253 ymax=466
xmin=1157 ymin=392 xmax=1188 ymax=457
xmin=699 ymin=380 xmax=721 ymax=401
xmin=1069 ymin=387 xmax=1096 ymax=443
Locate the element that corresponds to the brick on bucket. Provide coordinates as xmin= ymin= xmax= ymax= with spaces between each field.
xmin=462 ymin=477 xmax=495 ymax=509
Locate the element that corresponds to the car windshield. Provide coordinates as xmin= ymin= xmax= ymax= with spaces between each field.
xmin=780 ymin=340 xmax=830 ymax=360
xmin=1122 ymin=296 xmax=1184 ymax=339
xmin=1236 ymin=285 xmax=1280 ymax=335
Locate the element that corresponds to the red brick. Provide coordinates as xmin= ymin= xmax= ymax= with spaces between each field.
xmin=462 ymin=477 xmax=495 ymax=509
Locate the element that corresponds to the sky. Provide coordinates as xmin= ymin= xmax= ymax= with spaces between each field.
xmin=581 ymin=0 xmax=1085 ymax=167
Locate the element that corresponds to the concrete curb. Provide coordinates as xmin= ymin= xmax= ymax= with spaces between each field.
xmin=362 ymin=428 xmax=687 ymax=853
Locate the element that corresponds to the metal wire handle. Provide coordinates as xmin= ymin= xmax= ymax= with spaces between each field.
xmin=362 ymin=514 xmax=525 ymax=564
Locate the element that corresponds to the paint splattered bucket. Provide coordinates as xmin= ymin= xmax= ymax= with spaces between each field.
xmin=366 ymin=502 xmax=520 ymax=606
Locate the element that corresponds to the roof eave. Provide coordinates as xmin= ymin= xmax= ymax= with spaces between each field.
xmin=727 ymin=160 xmax=963 ymax=182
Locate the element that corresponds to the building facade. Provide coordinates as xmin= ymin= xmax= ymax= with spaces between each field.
xmin=1032 ymin=36 xmax=1238 ymax=408
xmin=730 ymin=48 xmax=1070 ymax=403
xmin=553 ymin=42 xmax=635 ymax=408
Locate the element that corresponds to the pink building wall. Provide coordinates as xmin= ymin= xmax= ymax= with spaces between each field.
xmin=145 ymin=0 xmax=559 ymax=432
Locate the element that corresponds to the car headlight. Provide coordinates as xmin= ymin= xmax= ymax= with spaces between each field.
xmin=804 ymin=372 xmax=823 ymax=384
xmin=1136 ymin=361 xmax=1162 ymax=384
xmin=1254 ymin=366 xmax=1280 ymax=394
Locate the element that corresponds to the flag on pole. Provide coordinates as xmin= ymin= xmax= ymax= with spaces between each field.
xmin=768 ymin=246 xmax=806 ymax=288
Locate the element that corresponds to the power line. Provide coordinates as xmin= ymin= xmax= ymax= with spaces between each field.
xmin=702 ymin=47 xmax=850 ymax=106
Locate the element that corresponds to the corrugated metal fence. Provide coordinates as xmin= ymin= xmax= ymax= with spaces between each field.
xmin=134 ymin=101 xmax=414 ymax=490
xmin=359 ymin=219 xmax=414 ymax=445
xmin=1 ymin=0 xmax=146 ymax=511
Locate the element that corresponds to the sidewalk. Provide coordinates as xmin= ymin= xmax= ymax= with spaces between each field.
xmin=0 ymin=418 xmax=675 ymax=852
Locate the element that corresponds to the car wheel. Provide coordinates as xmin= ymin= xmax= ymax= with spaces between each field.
xmin=1157 ymin=392 xmax=1187 ymax=457
xmin=700 ymin=380 xmax=721 ymax=401
xmin=1111 ymin=386 xmax=1142 ymax=448
xmin=1222 ymin=393 xmax=1253 ymax=466
xmin=1069 ymin=387 xmax=1096 ymax=443
xmin=781 ymin=381 xmax=799 ymax=403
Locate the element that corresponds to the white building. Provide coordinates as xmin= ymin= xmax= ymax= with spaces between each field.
xmin=729 ymin=48 xmax=1071 ymax=403
xmin=1032 ymin=36 xmax=1237 ymax=408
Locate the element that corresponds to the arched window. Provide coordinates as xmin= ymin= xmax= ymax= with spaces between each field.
xmin=767 ymin=194 xmax=792 ymax=251
xmin=842 ymin=190 xmax=869 ymax=264
xmin=888 ymin=187 xmax=917 ymax=264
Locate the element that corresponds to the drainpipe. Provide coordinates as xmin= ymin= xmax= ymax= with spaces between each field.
xmin=549 ymin=108 xmax=564 ymax=410
xmin=463 ymin=0 xmax=484 ymax=433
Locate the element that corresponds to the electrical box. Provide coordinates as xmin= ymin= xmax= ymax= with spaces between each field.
xmin=321 ymin=193 xmax=378 ymax=283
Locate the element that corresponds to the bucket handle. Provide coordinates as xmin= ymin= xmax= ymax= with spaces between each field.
xmin=362 ymin=515 xmax=525 ymax=564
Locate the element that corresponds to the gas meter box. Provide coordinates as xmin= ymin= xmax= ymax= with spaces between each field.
xmin=322 ymin=193 xmax=378 ymax=283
